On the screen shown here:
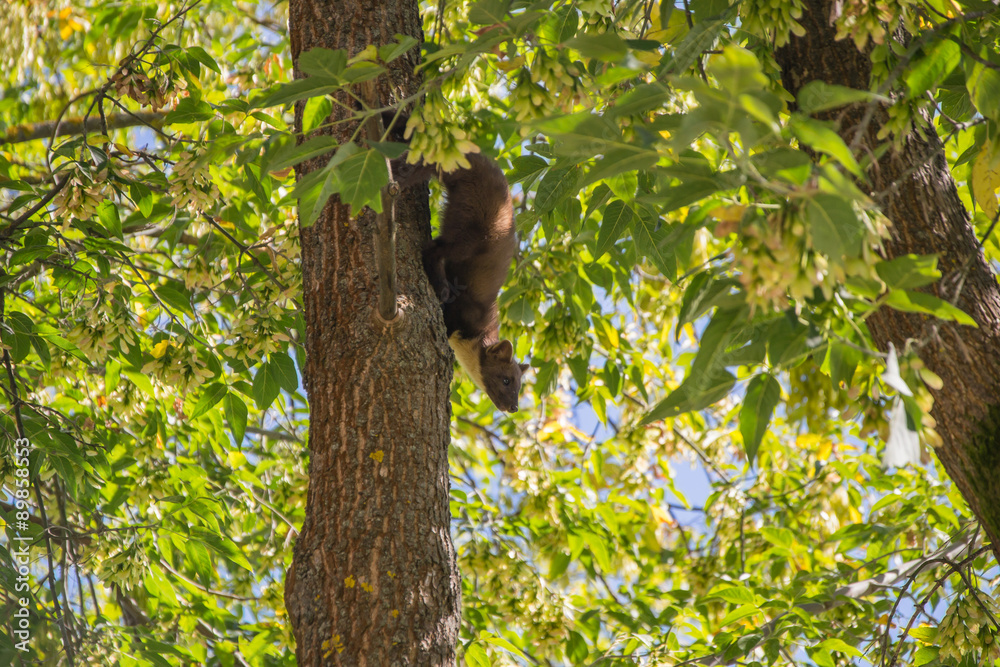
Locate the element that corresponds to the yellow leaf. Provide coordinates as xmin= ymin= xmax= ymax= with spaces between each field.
xmin=818 ymin=439 xmax=833 ymax=460
xmin=711 ymin=205 xmax=746 ymax=223
xmin=971 ymin=140 xmax=1000 ymax=219
xmin=633 ymin=51 xmax=661 ymax=66
xmin=495 ymin=55 xmax=525 ymax=72
xmin=650 ymin=505 xmax=675 ymax=525
xmin=151 ymin=340 xmax=172 ymax=358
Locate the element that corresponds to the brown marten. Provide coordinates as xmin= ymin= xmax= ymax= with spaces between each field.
xmin=393 ymin=148 xmax=529 ymax=413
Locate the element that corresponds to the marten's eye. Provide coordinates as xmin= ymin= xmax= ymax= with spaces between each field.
xmin=503 ymin=378 xmax=511 ymax=385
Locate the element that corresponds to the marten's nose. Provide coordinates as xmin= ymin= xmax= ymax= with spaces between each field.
xmin=510 ymin=406 xmax=518 ymax=413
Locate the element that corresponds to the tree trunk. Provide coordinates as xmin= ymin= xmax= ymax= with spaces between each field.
xmin=776 ymin=0 xmax=1000 ymax=563
xmin=284 ymin=1 xmax=461 ymax=664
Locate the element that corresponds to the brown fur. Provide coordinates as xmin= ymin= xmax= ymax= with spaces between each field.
xmin=395 ymin=152 xmax=529 ymax=413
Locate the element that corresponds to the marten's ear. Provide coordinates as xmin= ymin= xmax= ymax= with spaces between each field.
xmin=519 ymin=363 xmax=530 ymax=373
xmin=488 ymin=340 xmax=513 ymax=362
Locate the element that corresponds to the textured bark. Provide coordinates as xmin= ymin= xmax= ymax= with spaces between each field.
xmin=776 ymin=0 xmax=1000 ymax=563
xmin=284 ymin=1 xmax=461 ymax=664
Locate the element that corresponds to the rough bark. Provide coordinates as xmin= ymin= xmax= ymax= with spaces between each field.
xmin=284 ymin=1 xmax=461 ymax=664
xmin=776 ymin=0 xmax=1000 ymax=563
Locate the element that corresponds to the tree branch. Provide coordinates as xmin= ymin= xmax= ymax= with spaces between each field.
xmin=0 ymin=112 xmax=165 ymax=146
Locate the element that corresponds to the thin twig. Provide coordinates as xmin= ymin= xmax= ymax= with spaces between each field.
xmin=200 ymin=212 xmax=289 ymax=292
xmin=360 ymin=82 xmax=400 ymax=322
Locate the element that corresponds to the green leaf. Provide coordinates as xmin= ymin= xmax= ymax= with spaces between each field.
xmin=967 ymin=58 xmax=1000 ymax=121
xmin=595 ymin=199 xmax=634 ymax=259
xmin=533 ymin=359 xmax=558 ymax=396
xmin=3 ymin=313 xmax=32 ymax=363
xmin=766 ymin=315 xmax=816 ymax=367
xmin=827 ymin=342 xmax=862 ymax=388
xmin=340 ymin=63 xmax=385 ymax=84
xmin=707 ymin=45 xmax=768 ymax=95
xmin=804 ymin=193 xmax=865 ymax=259
xmin=668 ymin=12 xmax=731 ymax=74
xmin=96 ymin=200 xmax=123 ymax=239
xmin=752 ymin=148 xmax=812 ymax=185
xmin=884 ymin=289 xmax=977 ymax=326
xmin=816 ymin=638 xmax=863 ymax=658
xmin=337 ymin=148 xmax=389 ymax=214
xmin=609 ymin=83 xmax=672 ymax=118
xmin=481 ymin=633 xmax=527 ymax=660
xmin=508 ymin=155 xmax=548 ymax=187
xmin=581 ymin=183 xmax=612 ymax=227
xmin=270 ymin=351 xmax=299 ymax=392
xmin=105 ymin=358 xmax=122 ymax=393
xmin=632 ymin=212 xmax=676 ymax=278
xmin=185 ymin=46 xmax=221 ymax=74
xmin=906 ymin=39 xmax=960 ymax=98
xmin=565 ymin=630 xmax=589 ymax=665
xmin=740 ymin=374 xmax=781 ymax=466
xmin=302 ymin=96 xmax=334 ymax=135
xmin=252 ymin=77 xmax=340 ymax=110
xmin=224 ymin=394 xmax=249 ymax=444
xmin=817 ymin=637 xmax=864 ymax=658
xmin=797 ymin=81 xmax=884 ymax=115
xmin=130 ymin=181 xmax=154 ymax=217
xmin=677 ymin=275 xmax=740 ymax=328
xmin=507 ymin=297 xmax=535 ymax=325
xmin=689 ymin=306 xmax=747 ymax=379
xmin=789 ymin=116 xmax=862 ymax=177
xmin=184 ymin=539 xmax=213 ymax=582
xmin=252 ymin=361 xmax=282 ymax=410
xmin=123 ymin=369 xmax=155 ymax=397
xmin=163 ymin=97 xmax=215 ymax=125
xmin=761 ymin=525 xmax=794 ymax=549
xmin=189 ymin=527 xmax=253 ymax=572
xmin=539 ymin=5 xmax=578 ymax=44
xmin=810 ymin=648 xmax=835 ymax=667
xmin=370 ymin=141 xmax=407 ymax=159
xmin=535 ymin=166 xmax=578 ymax=214
xmin=584 ymin=148 xmax=660 ymax=187
xmin=845 ymin=275 xmax=883 ymax=300
xmin=875 ymin=254 xmax=940 ymax=289
xmin=464 ymin=642 xmax=491 ymax=667
xmin=659 ymin=0 xmax=674 ymax=30
xmin=565 ymin=32 xmax=628 ymax=60
xmin=719 ymin=604 xmax=759 ymax=628
xmin=298 ymin=47 xmax=348 ymax=78
xmin=707 ymin=585 xmax=758 ymax=605
xmin=378 ymin=36 xmax=419 ymax=63
xmin=640 ymin=368 xmax=736 ymax=423
xmin=155 ymin=283 xmax=194 ymax=317
xmin=190 ymin=383 xmax=227 ymax=419
xmin=914 ymin=647 xmax=940 ymax=666
xmin=468 ymin=0 xmax=510 ymax=25
xmin=9 ymin=244 xmax=55 ymax=265
xmin=583 ymin=532 xmax=612 ymax=571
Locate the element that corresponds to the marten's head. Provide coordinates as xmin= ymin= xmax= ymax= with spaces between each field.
xmin=481 ymin=340 xmax=530 ymax=413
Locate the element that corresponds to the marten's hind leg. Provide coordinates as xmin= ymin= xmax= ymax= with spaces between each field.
xmin=422 ymin=240 xmax=451 ymax=302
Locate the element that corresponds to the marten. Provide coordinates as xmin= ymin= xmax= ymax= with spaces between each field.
xmin=393 ymin=147 xmax=529 ymax=413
